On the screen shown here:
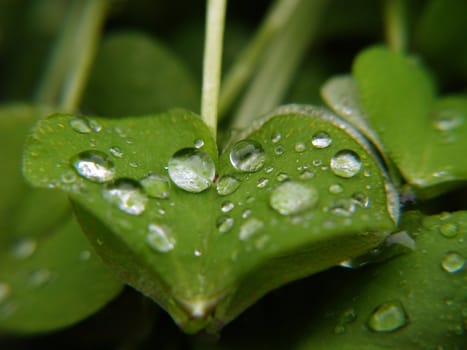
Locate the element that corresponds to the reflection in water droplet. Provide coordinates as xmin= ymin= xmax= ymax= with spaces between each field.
xmin=330 ymin=150 xmax=362 ymax=178
xmin=217 ymin=216 xmax=234 ymax=233
xmin=239 ymin=218 xmax=264 ymax=240
xmin=439 ymin=223 xmax=458 ymax=238
xmin=257 ymin=178 xmax=269 ymax=188
xmin=71 ymin=150 xmax=116 ymax=183
xmin=141 ymin=173 xmax=170 ymax=199
xmin=216 ymin=176 xmax=240 ymax=196
xmin=312 ymin=131 xmax=332 ymax=148
xmin=221 ymin=201 xmax=234 ymax=213
xmin=294 ymin=142 xmax=306 ymax=153
xmin=329 ymin=184 xmax=343 ymax=194
xmin=168 ymin=148 xmax=215 ymax=193
xmin=432 ymin=110 xmax=464 ymax=131
xmin=271 ymin=133 xmax=282 ymax=143
xmin=29 ymin=268 xmax=52 ymax=287
xmin=368 ymin=301 xmax=407 ymax=332
xmin=109 ymin=146 xmax=123 ymax=158
xmin=102 ymin=179 xmax=148 ymax=215
xmin=0 ymin=283 xmax=11 ymax=304
xmin=230 ymin=140 xmax=266 ymax=172
xmin=441 ymin=252 xmax=465 ymax=273
xmin=69 ymin=118 xmax=92 ymax=133
xmin=270 ymin=181 xmax=319 ymax=215
xmin=194 ymin=139 xmax=204 ymax=148
xmin=12 ymin=238 xmax=37 ymax=259
xmin=147 ymin=224 xmax=175 ymax=253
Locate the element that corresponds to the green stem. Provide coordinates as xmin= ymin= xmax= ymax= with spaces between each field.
xmin=384 ymin=0 xmax=408 ymax=53
xmin=218 ymin=0 xmax=300 ymax=119
xmin=201 ymin=0 xmax=227 ymax=140
xmin=35 ymin=0 xmax=108 ymax=113
xmin=232 ymin=0 xmax=328 ymax=129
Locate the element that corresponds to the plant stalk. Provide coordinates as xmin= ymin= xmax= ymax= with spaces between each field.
xmin=384 ymin=0 xmax=408 ymax=53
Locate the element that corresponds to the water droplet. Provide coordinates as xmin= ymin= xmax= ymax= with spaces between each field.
xmin=441 ymin=251 xmax=465 ymax=274
xmin=439 ymin=223 xmax=458 ymax=238
xmin=299 ymin=171 xmax=314 ymax=180
xmin=330 ymin=150 xmax=362 ymax=178
xmin=216 ymin=176 xmax=240 ymax=196
xmin=69 ymin=118 xmax=92 ymax=133
xmin=274 ymin=145 xmax=285 ymax=155
xmin=242 ymin=209 xmax=252 ymax=219
xmin=168 ymin=148 xmax=215 ymax=193
xmin=264 ymin=166 xmax=274 ymax=174
xmin=194 ymin=249 xmax=202 ymax=257
xmin=11 ymin=238 xmax=37 ymax=259
xmin=79 ymin=250 xmax=91 ymax=261
xmin=239 ymin=218 xmax=264 ymax=240
xmin=0 ymin=283 xmax=11 ymax=304
xmin=129 ymin=161 xmax=139 ymax=168
xmin=88 ymin=119 xmax=102 ymax=132
xmin=146 ymin=224 xmax=175 ymax=253
xmin=312 ymin=131 xmax=332 ymax=148
xmin=351 ymin=192 xmax=370 ymax=208
xmin=230 ymin=140 xmax=266 ymax=172
xmin=109 ymin=146 xmax=124 ymax=158
xmin=29 ymin=268 xmax=52 ymax=287
xmin=217 ymin=216 xmax=234 ymax=233
xmin=221 ymin=201 xmax=234 ymax=213
xmin=368 ymin=301 xmax=408 ymax=332
xmin=61 ymin=170 xmax=76 ymax=184
xmin=312 ymin=159 xmax=322 ymax=167
xmin=334 ymin=308 xmax=357 ymax=334
xmin=329 ymin=184 xmax=343 ymax=194
xmin=141 ymin=173 xmax=170 ymax=199
xmin=271 ymin=132 xmax=282 ymax=143
xmin=102 ymin=179 xmax=148 ymax=215
xmin=71 ymin=150 xmax=115 ymax=183
xmin=432 ymin=110 xmax=464 ymax=131
xmin=330 ymin=199 xmax=355 ymax=217
xmin=270 ymin=181 xmax=319 ymax=215
xmin=294 ymin=142 xmax=306 ymax=153
xmin=257 ymin=178 xmax=269 ymax=188
xmin=194 ymin=139 xmax=205 ymax=148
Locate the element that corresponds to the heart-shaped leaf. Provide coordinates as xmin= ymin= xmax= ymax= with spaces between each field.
xmin=293 ymin=211 xmax=467 ymax=350
xmin=353 ymin=46 xmax=467 ymax=197
xmin=23 ymin=105 xmax=398 ymax=333
xmin=0 ymin=104 xmax=122 ymax=333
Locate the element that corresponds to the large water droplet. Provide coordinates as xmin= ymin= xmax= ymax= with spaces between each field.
xmin=270 ymin=181 xmax=319 ymax=215
xmin=330 ymin=150 xmax=362 ymax=178
xmin=311 ymin=131 xmax=332 ymax=148
xmin=368 ymin=301 xmax=408 ymax=332
xmin=11 ymin=238 xmax=37 ymax=259
xmin=141 ymin=173 xmax=170 ymax=199
xmin=71 ymin=150 xmax=115 ymax=183
xmin=441 ymin=251 xmax=465 ymax=274
xmin=146 ymin=224 xmax=175 ymax=253
xmin=29 ymin=268 xmax=52 ymax=287
xmin=439 ymin=223 xmax=458 ymax=238
xmin=216 ymin=176 xmax=240 ymax=196
xmin=168 ymin=148 xmax=215 ymax=193
xmin=239 ymin=218 xmax=264 ymax=240
xmin=69 ymin=118 xmax=92 ymax=133
xmin=0 ymin=283 xmax=10 ymax=304
xmin=217 ymin=216 xmax=234 ymax=233
xmin=230 ymin=140 xmax=266 ymax=172
xmin=102 ymin=179 xmax=148 ymax=215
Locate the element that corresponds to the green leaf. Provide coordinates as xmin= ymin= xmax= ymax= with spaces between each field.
xmin=353 ymin=46 xmax=467 ymax=197
xmin=82 ymin=31 xmax=199 ymax=117
xmin=0 ymin=104 xmax=122 ymax=333
xmin=23 ymin=105 xmax=398 ymax=333
xmin=294 ymin=211 xmax=467 ymax=350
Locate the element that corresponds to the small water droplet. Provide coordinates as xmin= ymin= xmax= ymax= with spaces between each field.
xmin=194 ymin=139 xmax=205 ymax=148
xmin=102 ymin=179 xmax=148 ymax=215
xmin=271 ymin=132 xmax=282 ymax=143
xmin=11 ymin=238 xmax=37 ymax=259
xmin=0 ymin=283 xmax=11 ymax=304
xmin=71 ymin=150 xmax=115 ymax=183
xmin=217 ymin=216 xmax=234 ymax=233
xmin=276 ymin=173 xmax=289 ymax=182
xmin=61 ymin=170 xmax=76 ymax=184
xmin=168 ymin=148 xmax=215 ymax=193
xmin=109 ymin=146 xmax=124 ymax=158
xmin=312 ymin=159 xmax=322 ymax=167
xmin=69 ymin=118 xmax=92 ymax=133
xmin=79 ymin=250 xmax=91 ymax=261
xmin=257 ymin=178 xmax=269 ymax=188
xmin=88 ymin=119 xmax=102 ymax=132
xmin=221 ymin=201 xmax=234 ymax=213
xmin=146 ymin=224 xmax=175 ymax=253
xmin=432 ymin=110 xmax=464 ymax=131
xmin=216 ymin=176 xmax=240 ymax=196
xmin=274 ymin=145 xmax=285 ymax=155
xmin=299 ymin=171 xmax=314 ymax=180
xmin=230 ymin=140 xmax=266 ymax=172
xmin=264 ymin=166 xmax=274 ymax=174
xmin=29 ymin=268 xmax=52 ymax=287
xmin=440 ymin=251 xmax=465 ymax=274
xmin=351 ymin=192 xmax=370 ymax=208
xmin=330 ymin=150 xmax=362 ymax=178
xmin=330 ymin=199 xmax=356 ymax=217
xmin=294 ymin=142 xmax=306 ymax=153
xmin=129 ymin=161 xmax=139 ymax=168
xmin=368 ymin=301 xmax=408 ymax=332
xmin=311 ymin=131 xmax=332 ymax=148
xmin=141 ymin=173 xmax=170 ymax=199
xmin=329 ymin=184 xmax=344 ymax=194
xmin=239 ymin=218 xmax=264 ymax=240
xmin=242 ymin=209 xmax=252 ymax=219
xmin=439 ymin=222 xmax=458 ymax=238
xmin=270 ymin=181 xmax=319 ymax=215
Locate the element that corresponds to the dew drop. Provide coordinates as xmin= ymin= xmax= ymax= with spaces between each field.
xmin=274 ymin=145 xmax=285 ymax=155
xmin=311 ymin=131 xmax=332 ymax=148
xmin=168 ymin=148 xmax=215 ymax=193
xmin=71 ymin=150 xmax=115 ymax=183
xmin=270 ymin=181 xmax=319 ymax=216
xmin=69 ymin=118 xmax=92 ymax=133
xmin=217 ymin=216 xmax=234 ymax=233
xmin=109 ymin=146 xmax=124 ymax=158
xmin=29 ymin=268 xmax=52 ymax=287
xmin=239 ymin=218 xmax=264 ymax=241
xmin=194 ymin=139 xmax=205 ymax=148
xmin=351 ymin=192 xmax=370 ymax=208
xmin=330 ymin=150 xmax=362 ymax=178
xmin=294 ymin=142 xmax=306 ymax=153
xmin=61 ymin=170 xmax=77 ymax=184
xmin=230 ymin=140 xmax=266 ymax=172
xmin=276 ymin=173 xmax=289 ymax=182
xmin=242 ymin=209 xmax=252 ymax=219
xmin=439 ymin=222 xmax=458 ymax=238
xmin=88 ymin=119 xmax=102 ymax=132
xmin=264 ymin=166 xmax=274 ymax=174
xmin=329 ymin=184 xmax=344 ymax=194
xmin=271 ymin=132 xmax=282 ymax=143
xmin=257 ymin=178 xmax=269 ymax=188
xmin=0 ymin=283 xmax=11 ymax=304
xmin=79 ymin=250 xmax=91 ymax=261
xmin=432 ymin=110 xmax=464 ymax=131
xmin=146 ymin=224 xmax=175 ymax=253
xmin=330 ymin=199 xmax=356 ymax=217
xmin=216 ymin=176 xmax=240 ymax=196
xmin=221 ymin=201 xmax=234 ymax=213
xmin=194 ymin=249 xmax=202 ymax=257
xmin=299 ymin=171 xmax=314 ymax=180
xmin=441 ymin=251 xmax=465 ymax=274
xmin=141 ymin=173 xmax=170 ymax=199
xmin=368 ymin=301 xmax=408 ymax=332
xmin=11 ymin=238 xmax=37 ymax=259
xmin=102 ymin=179 xmax=148 ymax=215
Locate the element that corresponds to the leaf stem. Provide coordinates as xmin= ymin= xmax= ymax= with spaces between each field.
xmin=35 ymin=0 xmax=108 ymax=113
xmin=384 ymin=0 xmax=408 ymax=53
xmin=201 ymin=0 xmax=227 ymax=140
